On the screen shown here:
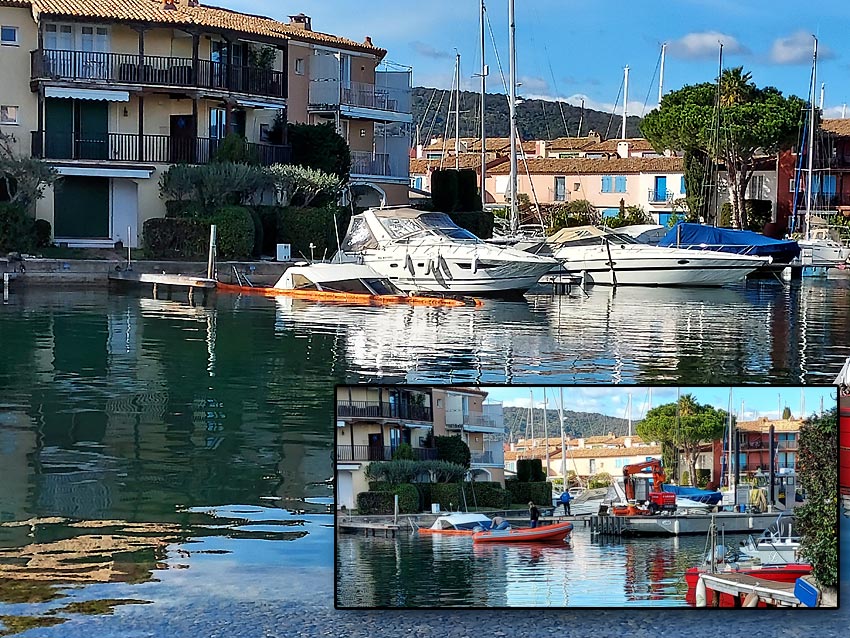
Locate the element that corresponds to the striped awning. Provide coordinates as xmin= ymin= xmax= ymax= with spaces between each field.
xmin=45 ymin=87 xmax=130 ymax=102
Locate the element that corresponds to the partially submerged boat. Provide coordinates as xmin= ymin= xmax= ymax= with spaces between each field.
xmin=418 ymin=513 xmax=501 ymax=535
xmin=217 ymin=262 xmax=481 ymax=307
xmin=546 ymin=226 xmax=767 ymax=286
xmin=472 ymin=521 xmax=573 ymax=543
xmin=336 ymin=207 xmax=558 ymax=295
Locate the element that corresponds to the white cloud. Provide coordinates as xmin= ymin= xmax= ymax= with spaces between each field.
xmin=770 ymin=31 xmax=835 ymax=65
xmin=668 ymin=31 xmax=749 ymax=60
xmin=823 ymin=105 xmax=848 ymax=119
xmin=410 ymin=41 xmax=452 ymax=60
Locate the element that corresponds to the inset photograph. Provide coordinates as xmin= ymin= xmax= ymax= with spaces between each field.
xmin=335 ymin=385 xmax=839 ymax=609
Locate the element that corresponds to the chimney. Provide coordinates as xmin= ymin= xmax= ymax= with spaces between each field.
xmin=364 ymin=36 xmax=374 ymax=47
xmin=163 ymin=0 xmax=177 ymax=10
xmin=535 ymin=140 xmax=547 ymax=158
xmin=187 ymin=0 xmax=200 ymax=7
xmin=616 ymin=141 xmax=629 ymax=159
xmin=288 ymin=13 xmax=312 ymax=31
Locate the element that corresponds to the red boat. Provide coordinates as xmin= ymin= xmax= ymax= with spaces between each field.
xmin=472 ymin=521 xmax=573 ymax=543
xmin=684 ymin=564 xmax=812 ymax=607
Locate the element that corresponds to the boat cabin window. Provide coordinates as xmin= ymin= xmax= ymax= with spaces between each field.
xmin=290 ymin=274 xmax=318 ymax=290
xmin=419 ymin=213 xmax=479 ymax=240
xmin=320 ymin=279 xmax=374 ymax=294
xmin=340 ymin=217 xmax=379 ymax=252
xmin=380 ymin=217 xmax=422 ymax=239
xmin=363 ymin=278 xmax=402 ymax=296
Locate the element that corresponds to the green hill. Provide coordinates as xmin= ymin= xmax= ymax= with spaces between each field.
xmin=412 ymin=86 xmax=643 ymax=143
xmin=502 ymin=407 xmax=634 ymax=441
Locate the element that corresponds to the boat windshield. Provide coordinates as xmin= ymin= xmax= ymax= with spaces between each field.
xmin=363 ymin=278 xmax=403 ymax=296
xmin=378 ymin=213 xmax=479 ymax=242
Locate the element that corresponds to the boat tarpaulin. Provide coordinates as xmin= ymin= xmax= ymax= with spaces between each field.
xmin=658 ymin=223 xmax=800 ymax=260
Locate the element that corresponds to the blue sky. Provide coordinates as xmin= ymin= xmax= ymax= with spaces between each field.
xmin=482 ymin=386 xmax=837 ymax=422
xmin=230 ymin=0 xmax=850 ymax=121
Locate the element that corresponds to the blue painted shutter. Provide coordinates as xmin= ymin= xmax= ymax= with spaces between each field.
xmin=680 ymin=176 xmax=686 ymax=194
xmin=601 ymin=175 xmax=612 ymax=192
xmin=614 ymin=175 xmax=627 ymax=192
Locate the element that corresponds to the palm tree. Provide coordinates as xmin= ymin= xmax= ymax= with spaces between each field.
xmin=719 ymin=66 xmax=754 ymax=107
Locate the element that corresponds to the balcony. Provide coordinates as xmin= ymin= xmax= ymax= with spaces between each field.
xmin=648 ymin=189 xmax=674 ymax=204
xmin=350 ymin=151 xmax=409 ymax=179
xmin=309 ymin=79 xmax=410 ymax=114
xmin=31 ymin=49 xmax=286 ymax=100
xmin=336 ymin=445 xmax=438 ymax=462
xmin=337 ymin=400 xmax=433 ymax=423
xmin=31 ymin=131 xmax=291 ymax=166
xmin=444 ymin=412 xmax=504 ymax=433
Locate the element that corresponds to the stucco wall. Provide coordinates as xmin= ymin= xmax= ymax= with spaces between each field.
xmin=287 ymin=41 xmax=311 ymax=123
xmin=0 ymin=6 xmax=38 ymax=156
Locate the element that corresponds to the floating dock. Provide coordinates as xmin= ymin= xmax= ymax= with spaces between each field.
xmin=108 ymin=271 xmax=216 ymax=304
xmin=695 ymin=572 xmax=802 ymax=608
xmin=337 ymin=520 xmax=401 ymax=538
xmin=590 ymin=511 xmax=780 ymax=537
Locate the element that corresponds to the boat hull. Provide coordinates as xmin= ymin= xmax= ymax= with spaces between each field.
xmin=216 ymin=282 xmax=481 ymax=307
xmin=472 ymin=521 xmax=573 ymax=543
xmin=685 ymin=564 xmax=812 ymax=607
xmin=551 ymin=245 xmax=765 ymax=286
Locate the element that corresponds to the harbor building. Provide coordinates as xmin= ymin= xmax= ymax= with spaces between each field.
xmin=710 ymin=417 xmax=802 ymax=479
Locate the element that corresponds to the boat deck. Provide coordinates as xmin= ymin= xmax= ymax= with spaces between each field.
xmin=696 ymin=573 xmax=802 ymax=607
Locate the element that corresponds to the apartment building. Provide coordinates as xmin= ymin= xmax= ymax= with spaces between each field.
xmin=0 ymin=1 xmax=409 ymax=247
xmin=710 ymin=417 xmax=802 ymax=478
xmin=335 ymin=386 xmax=505 ymax=510
xmin=287 ymin=13 xmax=411 ymax=209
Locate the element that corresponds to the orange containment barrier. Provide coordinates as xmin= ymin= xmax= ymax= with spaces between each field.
xmin=216 ymin=282 xmax=484 ymax=308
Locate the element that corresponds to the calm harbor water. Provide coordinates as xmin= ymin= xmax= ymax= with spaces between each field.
xmin=0 ymin=281 xmax=848 ymax=633
xmin=336 ymin=528 xmax=749 ymax=608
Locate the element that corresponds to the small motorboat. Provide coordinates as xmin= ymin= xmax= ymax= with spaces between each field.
xmin=738 ymin=513 xmax=800 ymax=564
xmin=217 ymin=262 xmax=482 ymax=307
xmin=472 ymin=521 xmax=573 ymax=543
xmin=418 ymin=513 xmax=502 ymax=535
xmin=685 ymin=563 xmax=812 ymax=607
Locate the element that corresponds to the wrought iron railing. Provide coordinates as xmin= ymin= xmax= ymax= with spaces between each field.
xmin=31 ymin=49 xmax=287 ymax=99
xmin=31 ymin=130 xmax=290 ymax=166
xmin=648 ymin=189 xmax=674 ymax=203
xmin=336 ymin=445 xmax=438 ymax=462
xmin=336 ymin=400 xmax=433 ymax=422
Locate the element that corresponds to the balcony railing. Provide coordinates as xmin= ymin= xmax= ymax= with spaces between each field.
xmin=350 ymin=151 xmax=408 ymax=178
xmin=336 ymin=445 xmax=438 ymax=462
xmin=309 ymin=79 xmax=410 ymax=114
xmin=31 ymin=131 xmax=291 ymax=166
xmin=337 ymin=400 xmax=433 ymax=422
xmin=648 ymin=189 xmax=674 ymax=203
xmin=31 ymin=49 xmax=287 ymax=99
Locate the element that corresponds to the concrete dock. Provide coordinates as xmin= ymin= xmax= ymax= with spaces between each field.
xmin=589 ymin=511 xmax=780 ymax=536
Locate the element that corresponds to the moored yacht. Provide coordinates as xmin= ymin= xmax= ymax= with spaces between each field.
xmin=546 ymin=226 xmax=768 ymax=286
xmin=335 ymin=207 xmax=558 ymax=295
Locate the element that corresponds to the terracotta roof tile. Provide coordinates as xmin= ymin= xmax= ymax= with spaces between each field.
xmin=821 ymin=119 xmax=850 ymax=138
xmin=551 ymin=445 xmax=662 ymax=460
xmin=422 ymin=137 xmax=537 ymax=154
xmin=736 ymin=418 xmax=803 ymax=433
xmin=28 ymin=1 xmax=386 ymax=56
xmin=0 ymin=1 xmax=30 ymax=7
xmin=410 ymin=156 xmax=508 ymax=173
xmin=488 ymin=156 xmax=683 ymax=175
xmin=546 ymin=136 xmax=599 ymax=151
xmin=584 ymin=138 xmax=658 ymax=153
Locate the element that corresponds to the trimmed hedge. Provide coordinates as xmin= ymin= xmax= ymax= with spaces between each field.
xmin=467 ymin=481 xmax=511 ymax=509
xmin=450 ymin=211 xmax=494 ymax=239
xmin=430 ymin=483 xmax=463 ymax=511
xmin=142 ymin=217 xmax=208 ymax=259
xmin=277 ymin=205 xmax=350 ymax=260
xmin=505 ymin=480 xmax=552 ymax=506
xmin=434 ymin=435 xmax=471 ymax=469
xmin=0 ymin=202 xmax=35 ymax=253
xmin=517 ymin=459 xmax=546 ymax=483
xmin=394 ymin=484 xmax=419 ymax=514
xmin=356 ymin=491 xmax=394 ymax=515
xmin=213 ymin=205 xmax=255 ymax=260
xmin=431 ymin=169 xmax=481 ymax=213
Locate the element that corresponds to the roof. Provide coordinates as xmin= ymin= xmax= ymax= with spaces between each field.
xmin=421 ymin=137 xmax=537 ymax=154
xmin=0 ymin=0 xmax=29 ymax=7
xmin=546 ymin=136 xmax=602 ymax=151
xmin=24 ymin=1 xmax=386 ymax=57
xmin=736 ymin=418 xmax=803 ymax=433
xmin=487 ymin=156 xmax=684 ymax=175
xmin=821 ymin=119 xmax=850 ymax=138
xmin=583 ymin=138 xmax=659 ymax=153
xmin=409 ymin=156 xmax=508 ymax=174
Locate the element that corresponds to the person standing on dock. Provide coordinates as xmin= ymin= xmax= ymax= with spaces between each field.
xmin=559 ymin=490 xmax=572 ymax=516
xmin=528 ymin=501 xmax=541 ymax=528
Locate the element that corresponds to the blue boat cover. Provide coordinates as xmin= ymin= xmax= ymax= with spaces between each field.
xmin=658 ymin=223 xmax=800 ymax=260
xmin=662 ymin=485 xmax=723 ymax=506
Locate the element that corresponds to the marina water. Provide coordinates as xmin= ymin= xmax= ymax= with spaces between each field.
xmin=0 ymin=280 xmax=848 ymax=630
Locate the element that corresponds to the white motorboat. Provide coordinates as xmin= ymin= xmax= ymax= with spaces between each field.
xmin=546 ymin=226 xmax=768 ymax=286
xmin=615 ymin=224 xmax=667 ymax=245
xmin=796 ymin=237 xmax=850 ymax=269
xmin=336 ymin=207 xmax=558 ymax=295
xmin=272 ymin=262 xmax=404 ymax=295
xmin=737 ymin=513 xmax=800 ymax=564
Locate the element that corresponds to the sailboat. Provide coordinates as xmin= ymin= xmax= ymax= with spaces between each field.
xmin=793 ymin=36 xmax=850 ymax=271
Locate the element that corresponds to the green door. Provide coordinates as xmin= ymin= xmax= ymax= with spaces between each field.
xmin=54 ymin=176 xmax=109 ymax=239
xmin=77 ymin=101 xmax=108 ymax=160
xmin=45 ymin=98 xmax=73 ymax=159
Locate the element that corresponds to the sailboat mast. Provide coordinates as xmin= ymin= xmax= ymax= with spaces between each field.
xmin=479 ymin=0 xmax=487 ymax=209
xmin=727 ymin=388 xmax=733 ymax=492
xmin=455 ymin=52 xmax=461 ymax=170
xmin=529 ymin=388 xmax=534 ymax=445
xmin=508 ymin=0 xmax=518 ymax=233
xmin=621 ymin=65 xmax=629 ymax=140
xmin=627 ymin=392 xmax=632 ymax=436
xmin=543 ymin=387 xmax=550 ymax=479
xmin=805 ymin=37 xmax=817 ymax=240
xmin=559 ymin=387 xmax=566 ymax=483
xmin=658 ymin=43 xmax=666 ymax=104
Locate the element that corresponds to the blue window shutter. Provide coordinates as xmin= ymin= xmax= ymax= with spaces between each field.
xmin=681 ymin=176 xmax=686 ymax=194
xmin=614 ymin=175 xmax=626 ymax=192
xmin=601 ymin=175 xmax=612 ymax=192
xmin=824 ymin=175 xmax=836 ymax=194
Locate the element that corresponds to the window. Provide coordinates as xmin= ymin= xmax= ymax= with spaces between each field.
xmin=0 ymin=105 xmax=18 ymax=124
xmin=0 ymin=26 xmax=18 ymax=46
xmin=294 ymin=58 xmax=305 ymax=75
xmin=601 ymin=175 xmax=612 ymax=193
xmin=748 ymin=174 xmax=765 ymax=199
xmin=573 ymin=182 xmax=580 ymax=191
xmin=614 ymin=175 xmax=627 ymax=192
xmin=588 ymin=459 xmax=596 ymax=473
xmin=554 ymin=176 xmax=566 ymax=201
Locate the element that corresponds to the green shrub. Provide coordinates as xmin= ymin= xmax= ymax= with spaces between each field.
xmin=34 ymin=218 xmax=52 ymax=248
xmin=394 ymin=483 xmax=420 ymax=514
xmin=159 ymin=163 xmax=270 ymax=214
xmin=267 ymin=164 xmax=341 ymax=208
xmin=434 ymin=435 xmax=471 ymax=469
xmin=213 ymin=133 xmax=259 ymax=165
xmin=158 ymin=164 xmax=197 ymax=203
xmin=517 ymin=459 xmax=546 ymax=483
xmin=431 ymin=169 xmax=459 ymax=212
xmin=413 ymin=482 xmax=432 ymax=510
xmin=287 ymin=122 xmax=351 ymax=180
xmin=457 ymin=168 xmax=482 ymax=212
xmin=719 ymin=202 xmax=732 ymax=228
xmin=277 ymin=205 xmax=350 ymax=259
xmin=142 ymin=217 xmax=208 ymax=259
xmin=164 ymin=199 xmax=205 ymax=219
xmin=588 ymin=472 xmax=612 ymax=489
xmin=246 ymin=206 xmax=263 ymax=257
xmin=356 ymin=491 xmax=394 ymax=515
xmin=430 ymin=483 xmax=462 ymax=511
xmin=450 ymin=211 xmax=494 ymax=239
xmin=681 ymin=470 xmax=691 ymax=487
xmin=425 ymin=460 xmax=468 ymax=483
xmin=213 ymin=205 xmax=254 ymax=260
xmin=255 ymin=205 xmax=282 ymax=255
xmin=505 ymin=480 xmax=552 ymax=506
xmin=0 ymin=202 xmax=35 ymax=253
xmin=468 ymin=481 xmax=511 ymax=509
xmin=368 ymin=481 xmax=392 ymax=492
xmin=392 ymin=443 xmax=415 ymax=461
xmin=745 ymin=199 xmax=772 ymax=232
xmin=696 ymin=469 xmax=711 ymax=488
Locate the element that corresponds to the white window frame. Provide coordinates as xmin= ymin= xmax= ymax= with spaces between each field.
xmin=0 ymin=105 xmax=19 ymax=125
xmin=0 ymin=25 xmax=18 ymax=46
xmin=294 ymin=58 xmax=305 ymax=75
